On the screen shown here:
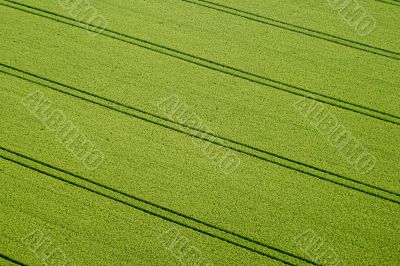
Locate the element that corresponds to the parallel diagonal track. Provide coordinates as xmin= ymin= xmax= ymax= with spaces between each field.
xmin=1 ymin=1 xmax=398 ymax=265
xmin=0 ymin=148 xmax=317 ymax=266
xmin=1 ymin=63 xmax=399 ymax=204
xmin=1 ymin=0 xmax=400 ymax=126
xmin=182 ymin=0 xmax=400 ymax=60
xmin=375 ymin=0 xmax=400 ymax=7
xmin=0 ymin=253 xmax=26 ymax=266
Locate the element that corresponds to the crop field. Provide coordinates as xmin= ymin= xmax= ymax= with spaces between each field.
xmin=0 ymin=0 xmax=399 ymax=265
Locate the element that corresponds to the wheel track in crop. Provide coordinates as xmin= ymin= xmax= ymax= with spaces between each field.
xmin=374 ymin=0 xmax=400 ymax=7
xmin=2 ymin=1 xmax=399 ymax=265
xmin=1 ymin=64 xmax=399 ymax=205
xmin=0 ymin=253 xmax=27 ymax=266
xmin=0 ymin=148 xmax=319 ymax=266
xmin=1 ymin=0 xmax=400 ymax=126
xmin=182 ymin=0 xmax=400 ymax=59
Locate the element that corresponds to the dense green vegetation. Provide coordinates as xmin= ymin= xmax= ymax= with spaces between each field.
xmin=1 ymin=0 xmax=399 ymax=265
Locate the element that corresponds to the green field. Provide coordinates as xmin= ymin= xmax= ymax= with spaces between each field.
xmin=0 ymin=0 xmax=399 ymax=265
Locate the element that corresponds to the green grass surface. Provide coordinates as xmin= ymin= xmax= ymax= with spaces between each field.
xmin=1 ymin=0 xmax=399 ymax=265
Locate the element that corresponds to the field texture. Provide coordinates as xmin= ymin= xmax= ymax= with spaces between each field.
xmin=0 ymin=0 xmax=399 ymax=265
